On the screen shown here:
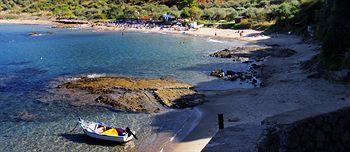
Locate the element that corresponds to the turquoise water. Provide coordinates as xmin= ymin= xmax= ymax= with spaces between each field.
xmin=0 ymin=24 xmax=250 ymax=151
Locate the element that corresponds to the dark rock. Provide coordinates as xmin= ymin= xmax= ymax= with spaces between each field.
xmin=209 ymin=48 xmax=233 ymax=58
xmin=209 ymin=47 xmax=263 ymax=59
xmin=29 ymin=32 xmax=44 ymax=37
xmin=210 ymin=69 xmax=225 ymax=78
xmin=228 ymin=75 xmax=239 ymax=81
xmin=245 ymin=74 xmax=253 ymax=79
xmin=252 ymin=79 xmax=258 ymax=84
xmin=226 ymin=70 xmax=236 ymax=76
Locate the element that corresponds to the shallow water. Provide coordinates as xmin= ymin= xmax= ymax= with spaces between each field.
xmin=0 ymin=24 xmax=251 ymax=151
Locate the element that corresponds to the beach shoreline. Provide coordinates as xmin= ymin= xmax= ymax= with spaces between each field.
xmin=0 ymin=19 xmax=269 ymax=43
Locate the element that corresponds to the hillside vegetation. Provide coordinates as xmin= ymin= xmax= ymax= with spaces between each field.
xmin=0 ymin=0 xmax=309 ymax=27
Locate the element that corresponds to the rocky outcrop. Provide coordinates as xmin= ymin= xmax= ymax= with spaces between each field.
xmin=209 ymin=65 xmax=263 ymax=87
xmin=52 ymin=76 xmax=203 ymax=113
xmin=210 ymin=69 xmax=225 ymax=78
xmin=302 ymin=54 xmax=350 ymax=83
xmin=209 ymin=47 xmax=297 ymax=60
xmin=208 ymin=46 xmax=296 ymax=87
xmin=257 ymin=101 xmax=350 ymax=152
xmin=209 ymin=47 xmax=263 ymax=59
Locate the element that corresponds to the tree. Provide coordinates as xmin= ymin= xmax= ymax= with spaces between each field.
xmin=226 ymin=8 xmax=238 ymax=21
xmin=189 ymin=7 xmax=203 ymax=20
xmin=180 ymin=0 xmax=198 ymax=9
xmin=203 ymin=8 xmax=215 ymax=20
xmin=181 ymin=7 xmax=191 ymax=18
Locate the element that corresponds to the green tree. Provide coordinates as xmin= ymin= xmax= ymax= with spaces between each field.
xmin=189 ymin=7 xmax=203 ymax=20
xmin=181 ymin=7 xmax=191 ymax=18
xmin=180 ymin=0 xmax=197 ymax=9
xmin=203 ymin=8 xmax=215 ymax=20
xmin=226 ymin=8 xmax=239 ymax=21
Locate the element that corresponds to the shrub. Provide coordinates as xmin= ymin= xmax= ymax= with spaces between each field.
xmin=181 ymin=7 xmax=191 ymax=18
xmin=189 ymin=7 xmax=203 ymax=20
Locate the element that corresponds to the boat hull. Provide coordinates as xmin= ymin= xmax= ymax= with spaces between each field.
xmin=83 ymin=129 xmax=133 ymax=142
xmin=79 ymin=119 xmax=135 ymax=143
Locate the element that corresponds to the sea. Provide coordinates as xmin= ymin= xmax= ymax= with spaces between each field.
xmin=0 ymin=24 xmax=253 ymax=151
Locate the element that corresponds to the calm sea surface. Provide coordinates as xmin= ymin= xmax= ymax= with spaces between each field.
xmin=0 ymin=24 xmax=251 ymax=151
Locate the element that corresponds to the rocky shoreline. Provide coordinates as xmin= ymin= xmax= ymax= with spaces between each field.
xmin=42 ymin=76 xmax=204 ymax=113
xmin=208 ymin=46 xmax=297 ymax=87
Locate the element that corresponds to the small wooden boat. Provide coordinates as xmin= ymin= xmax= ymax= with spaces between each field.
xmin=79 ymin=118 xmax=137 ymax=142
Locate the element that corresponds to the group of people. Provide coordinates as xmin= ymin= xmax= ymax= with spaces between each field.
xmin=104 ymin=19 xmax=192 ymax=32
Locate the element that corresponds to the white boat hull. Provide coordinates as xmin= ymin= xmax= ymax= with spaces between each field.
xmin=79 ymin=119 xmax=135 ymax=143
xmin=83 ymin=129 xmax=134 ymax=142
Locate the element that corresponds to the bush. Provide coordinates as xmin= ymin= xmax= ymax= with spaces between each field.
xmin=233 ymin=19 xmax=253 ymax=29
xmin=189 ymin=7 xmax=203 ymax=20
xmin=202 ymin=8 xmax=215 ymax=20
xmin=226 ymin=8 xmax=239 ymax=21
xmin=181 ymin=7 xmax=191 ymax=18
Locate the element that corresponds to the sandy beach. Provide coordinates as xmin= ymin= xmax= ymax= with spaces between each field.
xmin=0 ymin=19 xmax=58 ymax=25
xmin=0 ymin=19 xmax=268 ymax=42
xmin=166 ymin=34 xmax=350 ymax=151
xmin=2 ymin=19 xmax=348 ymax=152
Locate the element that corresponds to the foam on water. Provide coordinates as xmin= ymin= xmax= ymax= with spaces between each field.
xmin=208 ymin=38 xmax=225 ymax=43
xmin=86 ymin=73 xmax=106 ymax=78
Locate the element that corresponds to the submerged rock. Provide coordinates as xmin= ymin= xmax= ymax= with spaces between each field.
xmin=52 ymin=76 xmax=203 ymax=113
xmin=16 ymin=111 xmax=41 ymax=122
xmin=28 ymin=32 xmax=53 ymax=37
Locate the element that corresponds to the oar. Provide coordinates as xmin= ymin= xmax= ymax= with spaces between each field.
xmin=125 ymin=127 xmax=138 ymax=140
xmin=69 ymin=118 xmax=83 ymax=133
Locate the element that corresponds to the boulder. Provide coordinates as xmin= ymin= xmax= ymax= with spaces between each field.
xmin=210 ymin=69 xmax=225 ymax=78
xmin=226 ymin=70 xmax=236 ymax=76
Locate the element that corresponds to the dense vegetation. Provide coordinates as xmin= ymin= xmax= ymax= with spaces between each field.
xmin=271 ymin=0 xmax=349 ymax=71
xmin=317 ymin=0 xmax=350 ymax=71
xmin=1 ymin=0 xmax=349 ymax=72
xmin=0 ymin=0 xmax=309 ymax=27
